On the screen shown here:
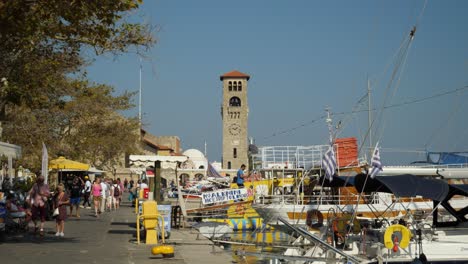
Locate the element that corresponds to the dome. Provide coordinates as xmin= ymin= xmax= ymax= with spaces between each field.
xmin=182 ymin=149 xmax=207 ymax=169
xmin=183 ymin=149 xmax=206 ymax=159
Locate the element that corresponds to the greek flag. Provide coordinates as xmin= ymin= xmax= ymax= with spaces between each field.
xmin=369 ymin=143 xmax=383 ymax=178
xmin=322 ymin=146 xmax=337 ymax=182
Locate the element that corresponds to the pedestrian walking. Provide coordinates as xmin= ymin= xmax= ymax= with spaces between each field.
xmin=117 ymin=178 xmax=124 ymax=205
xmin=69 ymin=176 xmax=83 ymax=217
xmin=82 ymin=176 xmax=92 ymax=208
xmin=112 ymin=180 xmax=120 ymax=210
xmin=54 ymin=183 xmax=69 ymax=237
xmin=28 ymin=175 xmax=50 ymax=236
xmin=91 ymin=178 xmax=102 ymax=217
xmin=105 ymin=179 xmax=112 ymax=212
xmin=100 ymin=178 xmax=108 ymax=213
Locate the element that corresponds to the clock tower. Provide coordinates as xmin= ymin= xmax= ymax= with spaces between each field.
xmin=220 ymin=70 xmax=250 ymax=170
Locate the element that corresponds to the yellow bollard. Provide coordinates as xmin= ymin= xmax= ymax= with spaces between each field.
xmin=151 ymin=245 xmax=174 ymax=258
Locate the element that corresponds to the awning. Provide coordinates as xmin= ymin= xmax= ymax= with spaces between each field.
xmin=129 ymin=155 xmax=188 ymax=172
xmin=49 ymin=156 xmax=90 ymax=171
xmin=0 ymin=141 xmax=22 ymax=159
xmin=354 ymin=173 xmax=449 ymax=202
xmin=318 ymin=175 xmax=355 ymax=187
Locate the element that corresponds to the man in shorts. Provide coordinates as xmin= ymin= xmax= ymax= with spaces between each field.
xmin=69 ymin=176 xmax=83 ymax=217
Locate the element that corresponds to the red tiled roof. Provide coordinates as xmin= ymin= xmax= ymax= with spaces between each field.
xmin=220 ymin=70 xmax=250 ymax=81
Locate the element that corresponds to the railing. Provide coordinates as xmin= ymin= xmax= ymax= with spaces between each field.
xmin=252 ymin=193 xmax=379 ymax=206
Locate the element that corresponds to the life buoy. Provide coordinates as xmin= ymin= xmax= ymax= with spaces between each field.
xmin=306 ymin=210 xmax=324 ymax=228
xmin=384 ymin=224 xmax=411 ymax=251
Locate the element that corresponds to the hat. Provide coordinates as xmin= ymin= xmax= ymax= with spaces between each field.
xmin=85 ymin=176 xmax=89 ymax=179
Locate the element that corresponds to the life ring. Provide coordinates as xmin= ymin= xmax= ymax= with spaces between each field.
xmin=306 ymin=210 xmax=323 ymax=228
xmin=384 ymin=224 xmax=411 ymax=251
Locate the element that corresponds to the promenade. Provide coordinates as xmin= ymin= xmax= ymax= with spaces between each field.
xmin=0 ymin=199 xmax=233 ymax=264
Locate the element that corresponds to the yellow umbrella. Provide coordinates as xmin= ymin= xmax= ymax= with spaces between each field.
xmin=49 ymin=156 xmax=90 ymax=170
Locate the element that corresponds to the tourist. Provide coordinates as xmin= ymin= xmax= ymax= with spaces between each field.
xmin=28 ymin=175 xmax=50 ymax=236
xmin=54 ymin=183 xmax=69 ymax=237
xmin=100 ymin=177 xmax=108 ymax=213
xmin=69 ymin=176 xmax=83 ymax=217
xmin=82 ymin=176 xmax=92 ymax=209
xmin=91 ymin=178 xmax=102 ymax=217
xmin=123 ymin=178 xmax=128 ymax=191
xmin=105 ymin=179 xmax=112 ymax=212
xmin=139 ymin=179 xmax=149 ymax=189
xmin=236 ymin=164 xmax=246 ymax=188
xmin=117 ymin=178 xmax=124 ymax=205
xmin=112 ymin=180 xmax=120 ymax=210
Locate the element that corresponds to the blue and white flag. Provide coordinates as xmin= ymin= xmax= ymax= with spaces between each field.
xmin=369 ymin=143 xmax=383 ymax=178
xmin=322 ymin=146 xmax=337 ymax=182
xmin=41 ymin=142 xmax=48 ymax=183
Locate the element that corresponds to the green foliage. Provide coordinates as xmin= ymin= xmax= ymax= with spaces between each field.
xmin=0 ymin=0 xmax=154 ymax=172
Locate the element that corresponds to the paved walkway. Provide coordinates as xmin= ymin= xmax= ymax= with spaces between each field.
xmin=0 ymin=198 xmax=233 ymax=264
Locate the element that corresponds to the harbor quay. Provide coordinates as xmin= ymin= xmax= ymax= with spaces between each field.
xmin=0 ymin=198 xmax=232 ymax=264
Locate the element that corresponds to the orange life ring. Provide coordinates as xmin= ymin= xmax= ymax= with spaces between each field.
xmin=306 ymin=210 xmax=324 ymax=228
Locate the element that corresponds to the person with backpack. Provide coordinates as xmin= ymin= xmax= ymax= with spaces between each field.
xmin=236 ymin=164 xmax=247 ymax=188
xmin=111 ymin=180 xmax=120 ymax=210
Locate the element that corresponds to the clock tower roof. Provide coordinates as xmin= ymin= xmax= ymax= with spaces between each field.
xmin=220 ymin=70 xmax=250 ymax=81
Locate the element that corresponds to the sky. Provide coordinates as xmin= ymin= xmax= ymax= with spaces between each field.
xmin=87 ymin=0 xmax=468 ymax=165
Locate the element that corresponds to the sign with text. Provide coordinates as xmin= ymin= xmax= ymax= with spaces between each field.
xmin=201 ymin=188 xmax=249 ymax=204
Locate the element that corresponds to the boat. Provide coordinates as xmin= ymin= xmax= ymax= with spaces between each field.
xmin=253 ymin=172 xmax=468 ymax=234
xmin=279 ymin=174 xmax=468 ymax=263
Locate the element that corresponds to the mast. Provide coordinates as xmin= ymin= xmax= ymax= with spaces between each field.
xmin=325 ymin=107 xmax=333 ymax=145
xmin=138 ymin=57 xmax=142 ymax=128
xmin=367 ymin=77 xmax=373 ymax=160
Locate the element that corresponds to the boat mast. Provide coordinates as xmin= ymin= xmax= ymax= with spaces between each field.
xmin=325 ymin=107 xmax=333 ymax=145
xmin=138 ymin=57 xmax=142 ymax=129
xmin=367 ymin=77 xmax=373 ymax=160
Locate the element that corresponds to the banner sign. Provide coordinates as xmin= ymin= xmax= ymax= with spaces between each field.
xmin=201 ymin=188 xmax=249 ymax=205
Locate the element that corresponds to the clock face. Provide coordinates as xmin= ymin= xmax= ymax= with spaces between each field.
xmin=228 ymin=124 xmax=241 ymax=136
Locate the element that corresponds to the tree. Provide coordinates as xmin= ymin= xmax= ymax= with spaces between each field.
xmin=0 ymin=0 xmax=154 ymax=172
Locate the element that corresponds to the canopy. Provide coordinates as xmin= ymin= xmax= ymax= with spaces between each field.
xmin=318 ymin=175 xmax=355 ymax=187
xmin=49 ymin=156 xmax=90 ymax=171
xmin=354 ymin=173 xmax=449 ymax=202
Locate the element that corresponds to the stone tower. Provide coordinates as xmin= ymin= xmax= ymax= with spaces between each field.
xmin=220 ymin=70 xmax=250 ymax=170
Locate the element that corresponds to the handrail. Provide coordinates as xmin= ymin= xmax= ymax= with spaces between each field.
xmin=136 ymin=213 xmax=165 ymax=245
xmin=277 ymin=217 xmax=362 ymax=263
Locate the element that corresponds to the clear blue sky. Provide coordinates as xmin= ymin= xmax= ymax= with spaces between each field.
xmin=87 ymin=0 xmax=468 ymax=165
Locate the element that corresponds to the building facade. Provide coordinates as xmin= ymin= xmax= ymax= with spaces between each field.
xmin=220 ymin=70 xmax=250 ymax=170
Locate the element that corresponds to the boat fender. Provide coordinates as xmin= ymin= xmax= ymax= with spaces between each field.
xmin=306 ymin=209 xmax=323 ymax=228
xmin=384 ymin=224 xmax=411 ymax=250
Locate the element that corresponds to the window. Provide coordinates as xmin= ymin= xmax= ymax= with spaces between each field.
xmin=238 ymin=82 xmax=242 ymax=91
xmin=228 ymin=81 xmax=232 ymax=91
xmin=229 ymin=97 xmax=241 ymax=107
xmin=227 ymin=161 xmax=231 ymax=169
xmin=233 ymin=148 xmax=237 ymax=158
xmin=233 ymin=81 xmax=238 ymax=91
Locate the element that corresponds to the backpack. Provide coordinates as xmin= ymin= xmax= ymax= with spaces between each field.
xmin=113 ymin=185 xmax=120 ymax=197
xmin=232 ymin=176 xmax=238 ymax=183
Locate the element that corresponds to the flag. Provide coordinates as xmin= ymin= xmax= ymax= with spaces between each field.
xmin=369 ymin=143 xmax=383 ymax=178
xmin=41 ymin=142 xmax=48 ymax=183
xmin=322 ymin=145 xmax=337 ymax=182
